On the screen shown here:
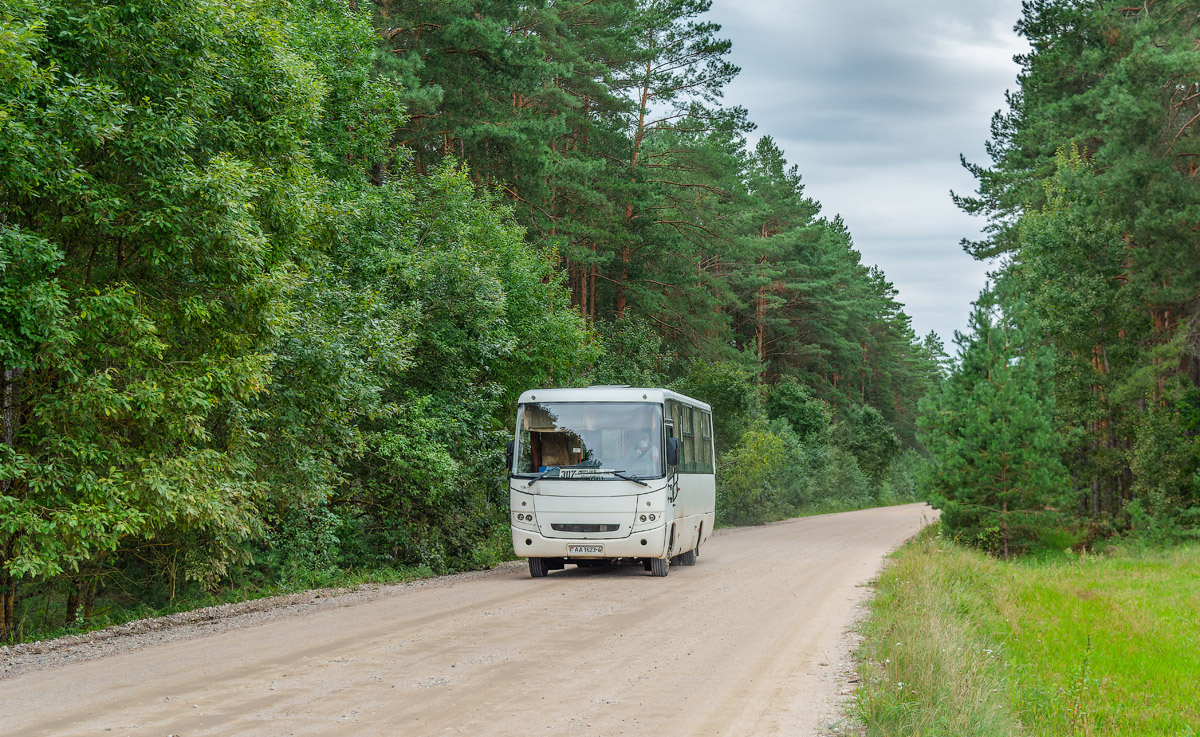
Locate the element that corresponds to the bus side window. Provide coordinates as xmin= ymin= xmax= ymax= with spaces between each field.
xmin=700 ymin=411 xmax=714 ymax=473
xmin=665 ymin=400 xmax=716 ymax=473
xmin=681 ymin=406 xmax=696 ymax=473
xmin=666 ymin=399 xmax=683 ymax=471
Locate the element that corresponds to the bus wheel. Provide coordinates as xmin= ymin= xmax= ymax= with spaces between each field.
xmin=677 ymin=548 xmax=697 ymax=566
xmin=650 ymin=557 xmax=669 ymax=577
xmin=529 ymin=557 xmax=549 ymax=578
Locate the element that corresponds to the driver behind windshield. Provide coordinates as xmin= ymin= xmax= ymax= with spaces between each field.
xmin=628 ymin=430 xmax=660 ymax=475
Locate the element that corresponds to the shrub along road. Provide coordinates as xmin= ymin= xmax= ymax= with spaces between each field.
xmin=1 ymin=504 xmax=934 ymax=736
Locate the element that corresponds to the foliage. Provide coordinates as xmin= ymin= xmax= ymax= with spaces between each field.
xmin=854 ymin=526 xmax=1020 ymax=737
xmin=1 ymin=0 xmax=340 ymax=634
xmin=856 ymin=529 xmax=1200 ymax=736
xmin=877 ymin=450 xmax=928 ymax=507
xmin=954 ymin=0 xmax=1200 ymax=539
xmin=919 ymin=288 xmax=1072 ymax=556
xmin=718 ymin=418 xmax=921 ymax=527
xmin=717 ymin=428 xmax=789 ymax=526
xmin=0 ymin=0 xmax=938 ymax=642
xmin=799 ymin=443 xmax=876 ymax=512
xmin=839 ymin=404 xmax=901 ymax=481
xmin=0 ymin=0 xmax=593 ymax=639
xmin=765 ymin=379 xmax=830 ymax=441
xmin=373 ymin=0 xmax=938 ymax=428
xmin=585 ymin=317 xmax=673 ymax=387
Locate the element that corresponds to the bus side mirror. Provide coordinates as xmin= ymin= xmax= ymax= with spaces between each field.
xmin=666 ymin=437 xmax=680 ymax=467
xmin=505 ymin=440 xmax=514 ymax=474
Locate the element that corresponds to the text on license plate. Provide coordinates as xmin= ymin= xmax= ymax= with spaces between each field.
xmin=568 ymin=544 xmax=603 ymax=555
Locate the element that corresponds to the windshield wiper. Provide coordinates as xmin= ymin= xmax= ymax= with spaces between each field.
xmin=606 ymin=470 xmax=649 ymax=487
xmin=522 ymin=468 xmax=555 ymax=488
xmin=523 ymin=467 xmax=647 ymax=487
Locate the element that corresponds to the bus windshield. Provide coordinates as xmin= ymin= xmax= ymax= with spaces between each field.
xmin=514 ymin=402 xmax=664 ymax=479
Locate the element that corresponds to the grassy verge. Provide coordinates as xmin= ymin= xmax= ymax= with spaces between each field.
xmin=851 ymin=524 xmax=1200 ymax=736
xmin=851 ymin=525 xmax=1019 ymax=736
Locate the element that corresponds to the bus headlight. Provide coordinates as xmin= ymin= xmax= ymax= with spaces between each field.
xmin=512 ymin=512 xmax=537 ymax=531
xmin=633 ymin=510 xmax=664 ymax=532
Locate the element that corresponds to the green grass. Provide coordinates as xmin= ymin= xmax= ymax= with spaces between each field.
xmin=851 ymin=526 xmax=1019 ymax=736
xmin=1003 ymin=545 xmax=1200 ymax=736
xmin=851 ymin=525 xmax=1200 ymax=736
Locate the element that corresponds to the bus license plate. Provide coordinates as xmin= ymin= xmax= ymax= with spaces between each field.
xmin=568 ymin=544 xmax=603 ymax=556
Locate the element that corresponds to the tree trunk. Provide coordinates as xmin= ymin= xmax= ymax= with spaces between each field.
xmin=2 ymin=366 xmax=23 ymax=493
xmin=578 ymin=257 xmax=588 ymax=322
xmin=83 ymin=578 xmax=97 ymax=621
xmin=615 ymin=248 xmax=629 ymax=320
xmin=1002 ymin=500 xmax=1010 ymax=558
xmin=0 ymin=571 xmax=14 ymax=642
xmin=755 ymin=251 xmax=766 ymax=374
xmin=65 ymin=585 xmax=79 ymax=625
xmin=1 ymin=366 xmax=21 ymax=642
xmin=588 ymin=264 xmax=596 ymax=322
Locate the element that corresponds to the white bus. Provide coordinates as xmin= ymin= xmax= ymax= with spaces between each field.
xmin=506 ymin=386 xmax=716 ymax=577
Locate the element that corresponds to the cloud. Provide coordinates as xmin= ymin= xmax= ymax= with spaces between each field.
xmin=707 ymin=0 xmax=1028 ymax=343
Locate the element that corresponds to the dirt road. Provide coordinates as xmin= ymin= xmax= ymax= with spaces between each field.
xmin=1 ymin=503 xmax=934 ymax=737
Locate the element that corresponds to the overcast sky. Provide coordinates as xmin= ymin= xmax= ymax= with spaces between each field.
xmin=704 ymin=0 xmax=1030 ymax=347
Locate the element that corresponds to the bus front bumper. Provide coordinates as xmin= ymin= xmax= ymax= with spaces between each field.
xmin=511 ymin=523 xmax=669 ymax=560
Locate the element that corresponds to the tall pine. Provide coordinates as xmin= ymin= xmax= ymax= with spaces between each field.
xmin=919 ymin=286 xmax=1070 ymax=556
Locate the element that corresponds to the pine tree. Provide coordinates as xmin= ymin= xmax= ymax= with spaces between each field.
xmin=919 ymin=287 xmax=1071 ymax=556
xmin=957 ymin=1 xmax=1200 ymax=531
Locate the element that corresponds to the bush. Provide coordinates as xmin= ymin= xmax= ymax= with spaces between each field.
xmin=840 ymin=404 xmax=901 ymax=480
xmin=766 ymin=379 xmax=831 ymax=441
xmin=716 ymin=417 xmax=911 ymax=526
xmin=718 ymin=429 xmax=789 ymax=525
xmin=877 ymin=450 xmax=928 ymax=506
xmin=810 ymin=445 xmax=875 ymax=510
xmin=266 ymin=505 xmax=343 ymax=582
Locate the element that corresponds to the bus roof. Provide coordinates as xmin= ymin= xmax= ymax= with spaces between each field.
xmin=516 ymin=386 xmax=711 ymax=412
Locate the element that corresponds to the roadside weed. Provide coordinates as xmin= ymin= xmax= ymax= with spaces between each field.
xmin=852 ymin=525 xmax=1200 ymax=736
xmin=1005 ymin=546 xmax=1200 ymax=735
xmin=852 ymin=527 xmax=1019 ymax=737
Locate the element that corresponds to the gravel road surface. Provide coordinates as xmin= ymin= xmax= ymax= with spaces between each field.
xmin=1 ymin=503 xmax=935 ymax=736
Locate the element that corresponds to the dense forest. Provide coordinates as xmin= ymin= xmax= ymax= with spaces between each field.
xmin=0 ymin=0 xmax=940 ymax=641
xmin=923 ymin=0 xmax=1200 ymax=555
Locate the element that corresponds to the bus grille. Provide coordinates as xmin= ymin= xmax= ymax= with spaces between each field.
xmin=551 ymin=523 xmax=621 ymax=533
